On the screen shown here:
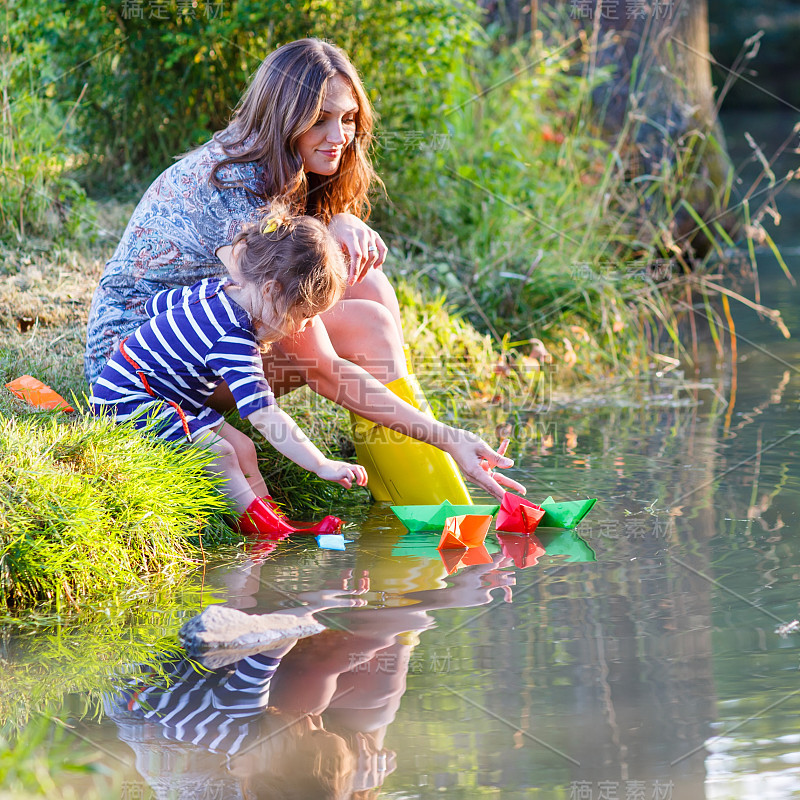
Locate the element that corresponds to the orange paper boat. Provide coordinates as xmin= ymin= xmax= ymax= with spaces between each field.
xmin=5 ymin=375 xmax=74 ymax=412
xmin=437 ymin=514 xmax=493 ymax=550
xmin=495 ymin=493 xmax=545 ymax=534
xmin=439 ymin=544 xmax=493 ymax=574
xmin=495 ymin=533 xmax=546 ymax=569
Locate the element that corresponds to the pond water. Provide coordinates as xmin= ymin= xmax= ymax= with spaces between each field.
xmin=3 ymin=111 xmax=800 ymax=800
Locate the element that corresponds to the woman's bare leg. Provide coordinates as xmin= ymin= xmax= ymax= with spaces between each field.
xmin=321 ymin=298 xmax=406 ymax=383
xmin=208 ymin=271 xmax=407 ymax=410
xmin=342 ymin=269 xmax=404 ymax=341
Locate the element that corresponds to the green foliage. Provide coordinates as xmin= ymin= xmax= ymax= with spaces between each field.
xmin=9 ymin=0 xmax=483 ymax=181
xmin=0 ymin=17 xmax=94 ymax=244
xmin=0 ymin=413 xmax=239 ymax=610
xmin=394 ymin=278 xmax=536 ymax=416
xmin=373 ymin=17 xmax=792 ymax=377
xmin=373 ymin=24 xmax=652 ymax=375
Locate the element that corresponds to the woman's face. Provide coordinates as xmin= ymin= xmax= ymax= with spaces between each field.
xmin=297 ymin=74 xmax=358 ymax=176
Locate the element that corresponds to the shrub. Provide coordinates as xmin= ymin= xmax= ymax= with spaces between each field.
xmin=0 ymin=25 xmax=93 ymax=243
xmin=11 ymin=0 xmax=483 ymax=181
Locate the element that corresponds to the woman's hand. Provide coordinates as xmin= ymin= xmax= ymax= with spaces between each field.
xmin=353 ymin=734 xmax=397 ymax=792
xmin=328 ymin=213 xmax=388 ymax=286
xmin=443 ymin=430 xmax=527 ymax=501
xmin=315 ymin=459 xmax=368 ymax=489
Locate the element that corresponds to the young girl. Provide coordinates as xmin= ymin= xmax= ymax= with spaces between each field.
xmin=90 ymin=209 xmax=367 ymax=535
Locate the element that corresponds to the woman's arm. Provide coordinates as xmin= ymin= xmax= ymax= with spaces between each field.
xmin=280 ymin=320 xmax=525 ymax=500
xmin=247 ymin=404 xmax=367 ymax=489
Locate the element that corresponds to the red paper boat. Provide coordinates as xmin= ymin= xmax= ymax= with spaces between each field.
xmin=495 ymin=493 xmax=545 ymax=534
xmin=439 ymin=544 xmax=493 ymax=574
xmin=495 ymin=533 xmax=545 ymax=569
xmin=437 ymin=515 xmax=493 ymax=550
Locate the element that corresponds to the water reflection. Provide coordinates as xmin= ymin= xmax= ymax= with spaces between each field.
xmin=106 ymin=558 xmax=516 ymax=799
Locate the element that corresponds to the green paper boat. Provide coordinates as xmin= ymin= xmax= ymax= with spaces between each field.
xmin=392 ymin=530 xmax=500 ymax=559
xmin=537 ymin=528 xmax=596 ymax=562
xmin=390 ymin=500 xmax=500 ymax=532
xmin=539 ymin=496 xmax=597 ymax=529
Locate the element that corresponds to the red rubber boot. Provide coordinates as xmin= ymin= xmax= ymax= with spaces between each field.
xmin=237 ymin=497 xmax=295 ymax=536
xmin=289 ymin=515 xmax=343 ymax=535
xmin=262 ymin=496 xmax=343 ymax=535
xmin=238 ymin=497 xmax=343 ymax=536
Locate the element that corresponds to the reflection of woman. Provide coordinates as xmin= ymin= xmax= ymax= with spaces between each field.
xmin=108 ymin=561 xmax=514 ymax=799
xmin=84 ymin=38 xmax=523 ymax=502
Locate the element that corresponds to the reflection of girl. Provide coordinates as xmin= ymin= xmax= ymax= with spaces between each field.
xmin=84 ymin=38 xmax=523 ymax=503
xmin=108 ymin=561 xmax=514 ymax=798
xmin=109 ymin=644 xmax=356 ymax=799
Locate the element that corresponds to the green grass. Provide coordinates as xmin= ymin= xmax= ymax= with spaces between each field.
xmin=0 ymin=412 xmax=238 ymax=611
xmin=376 ymin=19 xmax=793 ymax=378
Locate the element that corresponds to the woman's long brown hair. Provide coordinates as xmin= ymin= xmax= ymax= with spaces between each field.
xmin=211 ymin=38 xmax=381 ymax=223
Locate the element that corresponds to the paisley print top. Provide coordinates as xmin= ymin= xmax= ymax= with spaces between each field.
xmin=84 ymin=138 xmax=266 ymax=385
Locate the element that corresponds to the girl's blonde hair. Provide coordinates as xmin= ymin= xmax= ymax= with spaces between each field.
xmin=232 ymin=204 xmax=346 ymax=344
xmin=211 ymin=38 xmax=382 ymax=223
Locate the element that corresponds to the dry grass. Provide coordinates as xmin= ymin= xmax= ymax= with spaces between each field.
xmin=0 ymin=254 xmax=102 ymax=332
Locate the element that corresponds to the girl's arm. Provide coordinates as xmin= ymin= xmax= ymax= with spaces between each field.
xmin=247 ymin=405 xmax=367 ymax=489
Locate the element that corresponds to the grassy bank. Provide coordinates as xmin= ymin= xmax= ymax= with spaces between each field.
xmin=0 ymin=412 xmax=236 ymax=610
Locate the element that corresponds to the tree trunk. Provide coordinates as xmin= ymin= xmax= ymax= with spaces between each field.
xmin=586 ymin=0 xmax=736 ymax=261
xmin=480 ymin=0 xmax=737 ymax=262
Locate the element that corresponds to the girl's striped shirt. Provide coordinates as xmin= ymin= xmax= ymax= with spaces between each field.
xmin=125 ymin=652 xmax=281 ymax=755
xmin=90 ymin=278 xmax=274 ymax=441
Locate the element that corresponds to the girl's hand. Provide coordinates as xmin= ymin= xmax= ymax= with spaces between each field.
xmin=443 ymin=430 xmax=527 ymax=501
xmin=315 ymin=459 xmax=369 ymax=489
xmin=328 ymin=213 xmax=388 ymax=286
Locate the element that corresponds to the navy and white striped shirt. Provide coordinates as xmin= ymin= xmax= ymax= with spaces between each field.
xmin=91 ymin=278 xmax=275 ymax=442
xmin=125 ymin=652 xmax=281 ymax=755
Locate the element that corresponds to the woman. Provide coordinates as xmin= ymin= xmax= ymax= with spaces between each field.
xmin=84 ymin=38 xmax=523 ymax=502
